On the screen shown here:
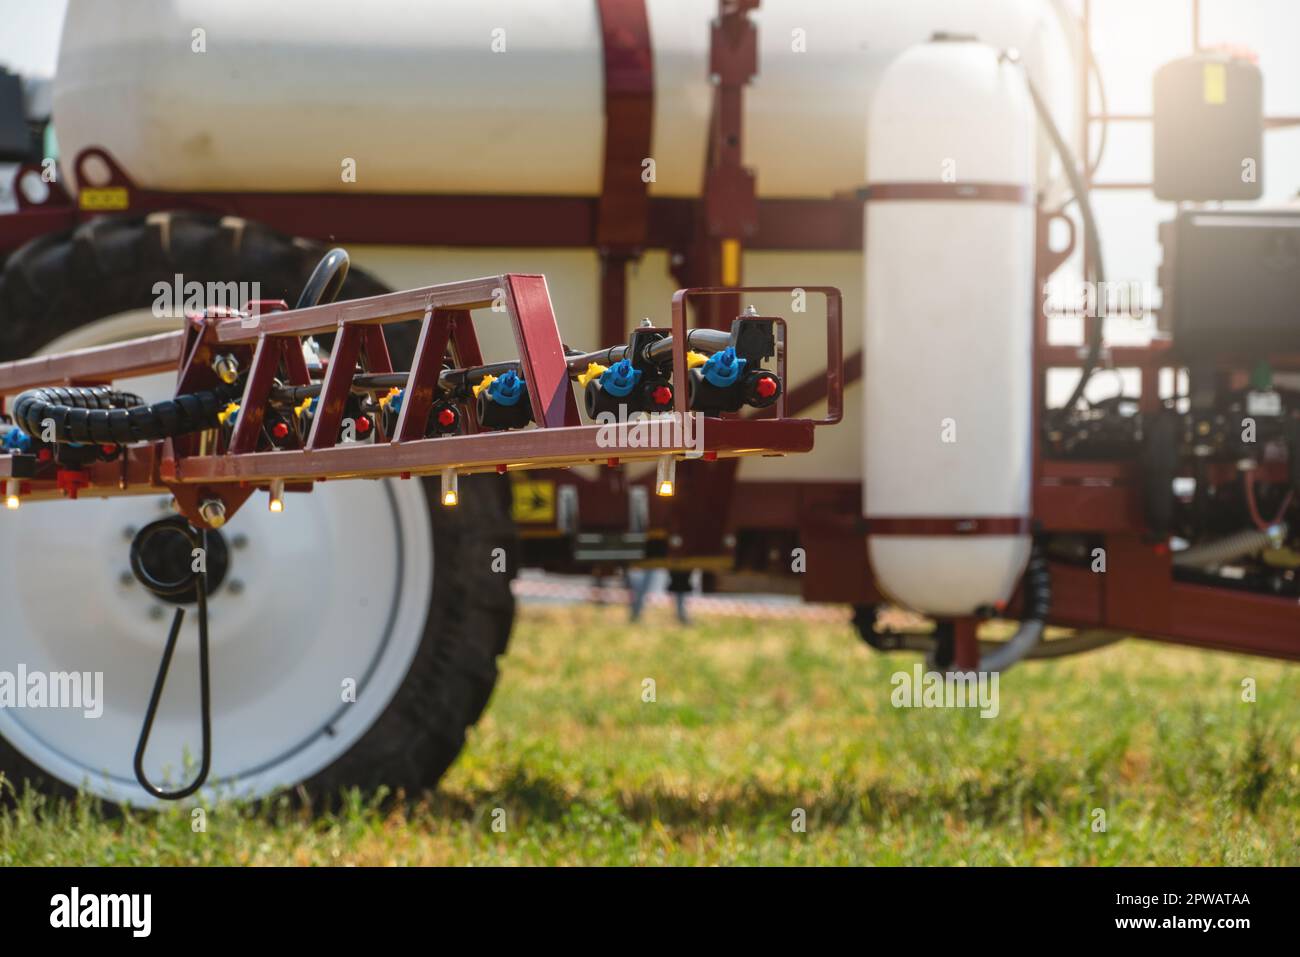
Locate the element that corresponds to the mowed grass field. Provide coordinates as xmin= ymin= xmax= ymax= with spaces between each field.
xmin=1 ymin=603 xmax=1297 ymax=865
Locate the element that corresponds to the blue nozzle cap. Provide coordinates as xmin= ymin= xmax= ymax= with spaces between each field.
xmin=2 ymin=426 xmax=33 ymax=453
xmin=702 ymin=347 xmax=746 ymax=388
xmin=599 ymin=358 xmax=643 ymax=398
xmin=487 ymin=369 xmax=526 ymax=406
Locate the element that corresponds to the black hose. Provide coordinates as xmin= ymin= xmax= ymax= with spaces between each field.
xmin=11 ymin=248 xmax=354 ymax=445
xmin=1022 ymin=542 xmax=1053 ymax=620
xmin=11 ymin=383 xmax=239 ymax=445
xmin=1049 ymin=37 xmax=1109 ymax=212
xmin=975 ymin=542 xmax=1052 ymax=673
xmin=1287 ymin=415 xmax=1300 ymax=497
xmin=296 ymin=247 xmax=350 ymax=310
xmin=1003 ymin=50 xmax=1107 ymax=415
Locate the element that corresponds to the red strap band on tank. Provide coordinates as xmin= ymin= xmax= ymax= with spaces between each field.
xmin=866 ymin=516 xmax=1032 ymax=536
xmin=862 ymin=182 xmax=1034 ymax=204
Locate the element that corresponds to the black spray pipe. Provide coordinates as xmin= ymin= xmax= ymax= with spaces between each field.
xmin=270 ymin=328 xmax=736 ymax=405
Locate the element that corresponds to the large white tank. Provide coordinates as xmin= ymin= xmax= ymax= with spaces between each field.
xmin=862 ymin=37 xmax=1035 ymax=617
xmin=52 ymin=0 xmax=1077 ymax=200
xmin=50 ymin=0 xmax=1077 ymax=489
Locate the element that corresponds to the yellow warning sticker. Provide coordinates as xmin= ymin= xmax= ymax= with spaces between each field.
xmin=79 ymin=187 xmax=130 ymax=211
xmin=512 ymin=479 xmax=556 ymax=523
xmin=1203 ymin=63 xmax=1227 ymax=105
xmin=721 ymin=238 xmax=741 ymax=286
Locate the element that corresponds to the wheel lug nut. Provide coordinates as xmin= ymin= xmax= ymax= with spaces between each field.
xmin=198 ymin=498 xmax=227 ymax=528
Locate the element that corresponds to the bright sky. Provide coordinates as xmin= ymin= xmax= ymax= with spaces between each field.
xmin=0 ymin=0 xmax=67 ymax=77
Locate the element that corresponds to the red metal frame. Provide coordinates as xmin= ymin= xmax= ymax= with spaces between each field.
xmin=0 ymin=276 xmax=841 ymax=531
xmin=595 ymin=0 xmax=655 ymax=348
xmin=0 ymin=146 xmax=860 ymax=257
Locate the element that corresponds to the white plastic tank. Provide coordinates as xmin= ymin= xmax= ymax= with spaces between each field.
xmin=51 ymin=0 xmax=1077 ymax=201
xmin=862 ymin=37 xmax=1035 ymax=617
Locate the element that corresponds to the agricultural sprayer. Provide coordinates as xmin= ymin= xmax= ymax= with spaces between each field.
xmin=0 ymin=0 xmax=1297 ymax=804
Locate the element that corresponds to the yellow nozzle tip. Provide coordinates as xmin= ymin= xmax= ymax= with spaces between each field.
xmin=577 ymin=362 xmax=608 ymax=387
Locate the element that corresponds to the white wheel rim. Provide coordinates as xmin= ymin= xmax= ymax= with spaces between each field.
xmin=0 ymin=313 xmax=433 ymax=806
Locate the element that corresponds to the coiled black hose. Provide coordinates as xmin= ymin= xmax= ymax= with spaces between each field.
xmin=10 ymin=248 xmax=353 ymax=447
xmin=11 ymin=383 xmax=239 ymax=445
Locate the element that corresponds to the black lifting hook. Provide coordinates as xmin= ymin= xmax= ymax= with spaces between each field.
xmin=128 ymin=517 xmax=213 ymax=801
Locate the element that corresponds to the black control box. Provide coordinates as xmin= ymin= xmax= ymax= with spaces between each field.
xmin=0 ymin=68 xmax=33 ymax=163
xmin=1153 ymin=53 xmax=1263 ymax=202
xmin=1160 ymin=208 xmax=1300 ymax=360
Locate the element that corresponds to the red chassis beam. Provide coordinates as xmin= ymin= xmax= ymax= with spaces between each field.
xmin=0 ymin=148 xmax=862 ymax=257
xmin=0 ymin=276 xmax=841 ymax=530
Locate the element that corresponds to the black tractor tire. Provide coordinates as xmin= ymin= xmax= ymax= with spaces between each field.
xmin=0 ymin=211 xmax=515 ymax=805
xmin=297 ymin=471 xmax=516 ymax=802
xmin=0 ymin=210 xmax=421 ymax=361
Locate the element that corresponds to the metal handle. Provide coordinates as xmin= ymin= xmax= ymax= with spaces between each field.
xmin=131 ymin=522 xmax=212 ymax=801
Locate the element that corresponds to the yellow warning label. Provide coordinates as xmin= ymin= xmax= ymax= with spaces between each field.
xmin=721 ymin=238 xmax=741 ymax=286
xmin=79 ymin=187 xmax=130 ymax=211
xmin=512 ymin=479 xmax=555 ymax=523
xmin=1203 ymin=62 xmax=1227 ymax=105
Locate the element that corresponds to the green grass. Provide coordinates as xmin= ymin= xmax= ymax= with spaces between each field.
xmin=2 ymin=604 xmax=1297 ymax=865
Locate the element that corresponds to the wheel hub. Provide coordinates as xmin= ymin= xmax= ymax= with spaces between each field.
xmin=129 ymin=517 xmax=231 ymax=604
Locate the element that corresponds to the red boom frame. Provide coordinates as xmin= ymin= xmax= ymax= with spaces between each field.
xmin=0 ymin=276 xmax=842 ymax=531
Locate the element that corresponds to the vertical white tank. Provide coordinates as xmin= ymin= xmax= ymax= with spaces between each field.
xmin=863 ymin=37 xmax=1035 ymax=618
